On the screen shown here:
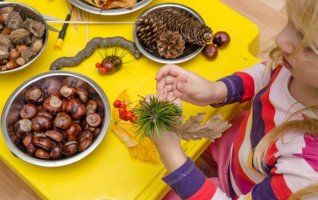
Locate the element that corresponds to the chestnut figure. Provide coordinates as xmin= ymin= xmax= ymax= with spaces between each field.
xmin=35 ymin=149 xmax=50 ymax=160
xmin=31 ymin=115 xmax=52 ymax=131
xmin=202 ymin=44 xmax=218 ymax=60
xmin=212 ymin=31 xmax=230 ymax=48
xmin=75 ymin=88 xmax=88 ymax=103
xmin=54 ymin=112 xmax=72 ymax=130
xmin=78 ymin=138 xmax=93 ymax=152
xmin=20 ymin=104 xmax=37 ymax=119
xmin=66 ymin=123 xmax=81 ymax=141
xmin=43 ymin=95 xmax=62 ymax=113
xmin=14 ymin=119 xmax=32 ymax=136
xmin=45 ymin=130 xmax=64 ymax=143
xmin=86 ymin=100 xmax=97 ymax=114
xmin=65 ymin=99 xmax=87 ymax=120
xmin=32 ymin=136 xmax=54 ymax=151
xmin=63 ymin=141 xmax=78 ymax=156
xmin=25 ymin=86 xmax=44 ymax=103
xmin=60 ymin=85 xmax=75 ymax=99
xmin=50 ymin=143 xmax=63 ymax=160
xmin=86 ymin=113 xmax=101 ymax=128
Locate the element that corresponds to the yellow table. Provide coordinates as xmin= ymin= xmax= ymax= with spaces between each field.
xmin=0 ymin=0 xmax=260 ymax=199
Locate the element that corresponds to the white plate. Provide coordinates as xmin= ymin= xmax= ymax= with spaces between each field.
xmin=69 ymin=0 xmax=153 ymax=16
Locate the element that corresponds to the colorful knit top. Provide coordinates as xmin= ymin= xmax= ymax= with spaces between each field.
xmin=162 ymin=63 xmax=318 ymax=199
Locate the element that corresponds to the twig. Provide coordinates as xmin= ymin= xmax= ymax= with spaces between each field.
xmin=46 ymin=20 xmax=135 ymax=24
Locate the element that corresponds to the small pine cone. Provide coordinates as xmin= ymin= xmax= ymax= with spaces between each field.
xmin=156 ymin=31 xmax=185 ymax=59
xmin=136 ymin=14 xmax=166 ymax=51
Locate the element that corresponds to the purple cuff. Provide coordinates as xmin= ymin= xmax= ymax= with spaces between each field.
xmin=162 ymin=157 xmax=206 ymax=199
xmin=210 ymin=75 xmax=244 ymax=107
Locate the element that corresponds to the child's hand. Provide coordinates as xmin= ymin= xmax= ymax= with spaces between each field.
xmin=155 ymin=64 xmax=227 ymax=106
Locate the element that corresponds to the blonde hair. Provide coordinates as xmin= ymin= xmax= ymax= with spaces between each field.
xmin=253 ymin=0 xmax=318 ymax=198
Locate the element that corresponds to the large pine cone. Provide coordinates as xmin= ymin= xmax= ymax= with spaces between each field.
xmin=156 ymin=31 xmax=185 ymax=59
xmin=135 ymin=14 xmax=166 ymax=51
xmin=155 ymin=9 xmax=212 ymax=46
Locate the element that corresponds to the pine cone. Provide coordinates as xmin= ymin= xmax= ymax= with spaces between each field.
xmin=155 ymin=9 xmax=213 ymax=46
xmin=136 ymin=14 xmax=166 ymax=51
xmin=156 ymin=31 xmax=185 ymax=59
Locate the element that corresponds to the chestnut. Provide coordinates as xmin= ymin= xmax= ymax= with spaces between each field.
xmin=35 ymin=149 xmax=50 ymax=160
xmin=212 ymin=31 xmax=230 ymax=48
xmin=65 ymin=99 xmax=87 ymax=120
xmin=60 ymin=85 xmax=75 ymax=99
xmin=32 ymin=136 xmax=54 ymax=151
xmin=37 ymin=111 xmax=53 ymax=120
xmin=75 ymin=88 xmax=88 ymax=103
xmin=43 ymin=95 xmax=62 ymax=113
xmin=50 ymin=143 xmax=63 ymax=160
xmin=63 ymin=141 xmax=78 ymax=156
xmin=43 ymin=78 xmax=61 ymax=97
xmin=86 ymin=113 xmax=101 ymax=128
xmin=20 ymin=104 xmax=37 ymax=119
xmin=86 ymin=100 xmax=97 ymax=114
xmin=45 ymin=130 xmax=64 ymax=142
xmin=202 ymin=44 xmax=218 ymax=60
xmin=54 ymin=112 xmax=72 ymax=130
xmin=93 ymin=128 xmax=101 ymax=138
xmin=66 ymin=123 xmax=81 ymax=141
xmin=63 ymin=77 xmax=85 ymax=88
xmin=77 ymin=130 xmax=93 ymax=142
xmin=22 ymin=132 xmax=33 ymax=147
xmin=78 ymin=138 xmax=93 ymax=152
xmin=25 ymin=143 xmax=36 ymax=154
xmin=25 ymin=86 xmax=44 ymax=103
xmin=31 ymin=115 xmax=52 ymax=132
xmin=14 ymin=119 xmax=32 ymax=136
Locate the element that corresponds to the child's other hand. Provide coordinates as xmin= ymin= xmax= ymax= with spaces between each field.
xmin=155 ymin=64 xmax=227 ymax=106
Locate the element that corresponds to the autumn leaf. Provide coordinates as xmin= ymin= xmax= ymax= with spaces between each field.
xmin=111 ymin=90 xmax=160 ymax=163
xmin=175 ymin=113 xmax=232 ymax=141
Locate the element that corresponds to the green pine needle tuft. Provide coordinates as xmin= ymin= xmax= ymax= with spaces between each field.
xmin=133 ymin=96 xmax=182 ymax=139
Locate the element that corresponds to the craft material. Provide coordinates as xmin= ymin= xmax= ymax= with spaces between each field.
xmin=50 ymin=37 xmax=142 ymax=70
xmin=54 ymin=13 xmax=72 ymax=49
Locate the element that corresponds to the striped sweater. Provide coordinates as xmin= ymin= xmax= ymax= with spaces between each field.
xmin=162 ymin=63 xmax=318 ymax=199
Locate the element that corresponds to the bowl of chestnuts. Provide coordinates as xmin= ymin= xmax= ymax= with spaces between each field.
xmin=0 ymin=2 xmax=48 ymax=74
xmin=133 ymin=3 xmax=213 ymax=64
xmin=1 ymin=71 xmax=110 ymax=167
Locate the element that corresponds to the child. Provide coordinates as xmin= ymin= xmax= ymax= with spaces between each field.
xmin=153 ymin=0 xmax=318 ymax=199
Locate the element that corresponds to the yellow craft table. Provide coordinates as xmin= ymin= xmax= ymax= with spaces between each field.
xmin=0 ymin=0 xmax=260 ymax=199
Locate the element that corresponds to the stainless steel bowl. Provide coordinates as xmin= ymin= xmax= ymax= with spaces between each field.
xmin=133 ymin=3 xmax=205 ymax=64
xmin=1 ymin=71 xmax=110 ymax=167
xmin=0 ymin=2 xmax=48 ymax=74
xmin=69 ymin=0 xmax=153 ymax=16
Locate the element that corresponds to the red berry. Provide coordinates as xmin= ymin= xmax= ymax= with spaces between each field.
xmin=113 ymin=100 xmax=121 ymax=108
xmin=95 ymin=63 xmax=101 ymax=68
xmin=119 ymin=112 xmax=127 ymax=120
xmin=118 ymin=106 xmax=127 ymax=114
xmin=119 ymin=102 xmax=126 ymax=108
xmin=125 ymin=111 xmax=134 ymax=120
xmin=99 ymin=67 xmax=107 ymax=74
xmin=130 ymin=115 xmax=136 ymax=123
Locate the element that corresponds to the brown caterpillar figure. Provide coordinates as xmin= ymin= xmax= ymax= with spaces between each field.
xmin=50 ymin=37 xmax=142 ymax=71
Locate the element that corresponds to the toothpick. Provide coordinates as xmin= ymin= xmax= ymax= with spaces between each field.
xmin=46 ymin=20 xmax=135 ymax=24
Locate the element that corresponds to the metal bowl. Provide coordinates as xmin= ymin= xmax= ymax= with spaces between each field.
xmin=0 ymin=2 xmax=48 ymax=74
xmin=1 ymin=71 xmax=110 ymax=167
xmin=133 ymin=3 xmax=205 ymax=64
xmin=69 ymin=0 xmax=153 ymax=16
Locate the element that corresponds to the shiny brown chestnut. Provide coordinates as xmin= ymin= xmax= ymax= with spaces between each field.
xmin=202 ymin=44 xmax=218 ymax=60
xmin=14 ymin=119 xmax=32 ymax=136
xmin=65 ymin=99 xmax=87 ymax=120
xmin=60 ymin=85 xmax=75 ymax=99
xmin=63 ymin=141 xmax=78 ymax=156
xmin=86 ymin=113 xmax=101 ymax=128
xmin=22 ymin=132 xmax=33 ymax=147
xmin=212 ymin=31 xmax=230 ymax=48
xmin=86 ymin=100 xmax=97 ymax=114
xmin=75 ymin=88 xmax=88 ymax=103
xmin=37 ymin=111 xmax=53 ymax=120
xmin=54 ymin=112 xmax=72 ymax=130
xmin=43 ymin=78 xmax=61 ymax=97
xmin=45 ymin=130 xmax=64 ymax=142
xmin=25 ymin=86 xmax=44 ymax=103
xmin=35 ymin=149 xmax=50 ymax=160
xmin=43 ymin=95 xmax=62 ymax=113
xmin=78 ymin=138 xmax=93 ymax=152
xmin=20 ymin=104 xmax=37 ymax=119
xmin=25 ymin=143 xmax=36 ymax=154
xmin=66 ymin=123 xmax=82 ymax=141
xmin=50 ymin=143 xmax=63 ymax=160
xmin=31 ymin=115 xmax=52 ymax=132
xmin=32 ymin=136 xmax=54 ymax=151
xmin=77 ymin=130 xmax=93 ymax=143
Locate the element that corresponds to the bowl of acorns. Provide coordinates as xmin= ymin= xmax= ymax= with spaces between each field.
xmin=69 ymin=0 xmax=153 ymax=15
xmin=0 ymin=2 xmax=48 ymax=74
xmin=1 ymin=71 xmax=110 ymax=167
xmin=133 ymin=3 xmax=213 ymax=64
